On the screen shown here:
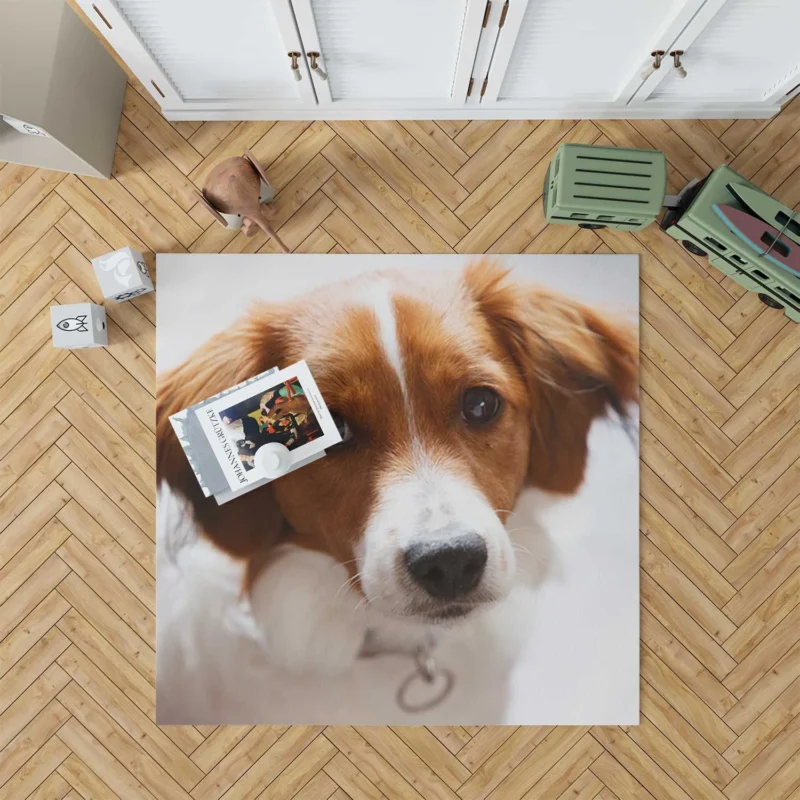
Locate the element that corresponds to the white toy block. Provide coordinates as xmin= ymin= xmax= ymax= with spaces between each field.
xmin=51 ymin=303 xmax=107 ymax=349
xmin=91 ymin=246 xmax=154 ymax=302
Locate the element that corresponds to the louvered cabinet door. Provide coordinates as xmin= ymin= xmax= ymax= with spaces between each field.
xmin=76 ymin=0 xmax=315 ymax=113
xmin=478 ymin=0 xmax=708 ymax=110
xmin=289 ymin=0 xmax=486 ymax=108
xmin=632 ymin=0 xmax=800 ymax=108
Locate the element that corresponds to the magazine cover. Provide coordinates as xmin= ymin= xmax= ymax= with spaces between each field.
xmin=195 ymin=360 xmax=341 ymax=493
xmin=170 ymin=362 xmax=341 ymax=496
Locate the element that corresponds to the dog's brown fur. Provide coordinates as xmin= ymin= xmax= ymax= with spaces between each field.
xmin=156 ymin=260 xmax=638 ymax=584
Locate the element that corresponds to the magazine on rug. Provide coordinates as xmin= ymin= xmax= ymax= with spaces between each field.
xmin=169 ymin=360 xmax=341 ymax=503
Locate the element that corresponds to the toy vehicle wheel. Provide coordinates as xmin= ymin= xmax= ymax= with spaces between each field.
xmin=578 ymin=223 xmax=606 ymax=230
xmin=682 ymin=240 xmax=707 ymax=257
xmin=758 ymin=293 xmax=784 ymax=310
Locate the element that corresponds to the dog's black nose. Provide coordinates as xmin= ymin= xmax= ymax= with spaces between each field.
xmin=404 ymin=534 xmax=488 ymax=600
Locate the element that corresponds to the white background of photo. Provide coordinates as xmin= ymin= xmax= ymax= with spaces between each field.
xmin=156 ymin=254 xmax=639 ymax=724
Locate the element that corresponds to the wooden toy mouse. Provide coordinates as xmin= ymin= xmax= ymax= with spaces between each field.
xmin=198 ymin=150 xmax=289 ymax=253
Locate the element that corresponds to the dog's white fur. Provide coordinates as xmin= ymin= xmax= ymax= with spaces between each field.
xmin=357 ymin=456 xmax=516 ymax=622
xmin=248 ymin=285 xmax=518 ymax=671
xmin=249 ymin=545 xmax=368 ymax=674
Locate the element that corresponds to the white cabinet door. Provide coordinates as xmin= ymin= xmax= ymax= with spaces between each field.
xmin=479 ymin=0 xmax=708 ymax=110
xmin=290 ymin=0 xmax=486 ymax=109
xmin=76 ymin=0 xmax=316 ymax=112
xmin=633 ymin=0 xmax=800 ymax=108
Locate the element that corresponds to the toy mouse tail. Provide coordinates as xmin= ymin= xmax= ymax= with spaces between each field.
xmin=255 ymin=213 xmax=290 ymax=253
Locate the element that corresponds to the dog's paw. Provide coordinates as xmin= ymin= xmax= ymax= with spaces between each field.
xmin=248 ymin=544 xmax=367 ymax=675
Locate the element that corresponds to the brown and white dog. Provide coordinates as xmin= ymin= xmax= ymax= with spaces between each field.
xmin=157 ymin=259 xmax=637 ymax=674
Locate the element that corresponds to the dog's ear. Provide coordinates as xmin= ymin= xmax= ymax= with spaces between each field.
xmin=466 ymin=259 xmax=638 ymax=494
xmin=156 ymin=305 xmax=288 ymax=557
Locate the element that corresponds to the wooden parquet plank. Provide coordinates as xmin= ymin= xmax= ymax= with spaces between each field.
xmin=258 ymin=734 xmax=337 ymax=799
xmin=453 ymin=121 xmax=539 ymax=192
xmin=0 ymin=228 xmax=68 ymax=317
xmin=0 ymin=169 xmax=66 ymax=242
xmin=3 ymin=70 xmax=800 ymax=800
xmin=189 ymin=726 xmax=289 ymax=800
xmin=323 ymin=138 xmax=446 ymax=252
xmin=56 ymin=716 xmax=159 ymax=800
xmin=111 ymin=148 xmax=203 ymax=248
xmin=641 ymin=535 xmax=736 ymax=643
xmin=400 ymin=121 xmax=470 ymax=175
xmin=390 ymin=727 xmax=471 ymax=790
xmin=639 ymin=641 xmax=736 ymax=743
xmin=322 ymin=752 xmax=384 ymax=799
xmin=639 ymin=356 xmax=735 ymax=463
xmin=641 ymin=501 xmax=736 ymax=608
xmin=590 ymin=726 xmax=695 ymax=800
xmin=187 ymin=122 xmax=239 ymax=158
xmin=0 ymin=733 xmax=71 ymax=800
xmin=0 ymin=554 xmax=71 ymax=644
xmin=723 ymin=564 xmax=800 ymax=660
xmin=364 ymin=120 xmax=469 ymax=210
xmin=0 ymin=592 xmax=69 ymax=682
xmin=116 ymin=116 xmax=200 ymax=212
xmin=56 ymin=654 xmax=202 ymax=791
xmin=57 ymin=752 xmax=122 ymax=799
xmin=639 ymin=681 xmax=737 ymax=790
xmin=327 ymin=122 xmax=466 ymax=247
xmin=456 ymin=727 xmax=551 ymax=800
xmin=455 ymin=119 xmax=573 ymax=228
xmin=56 ymin=174 xmax=147 ymax=254
xmin=589 ymin=751 xmax=655 ymax=799
xmin=0 ymin=680 xmax=70 ymax=762
xmin=454 ymin=121 xmax=506 ymax=155
xmin=121 ymin=85 xmax=201 ymax=176
xmin=324 ymin=726 xmax=424 ymax=800
xmin=55 ymin=356 xmax=155 ymax=467
xmin=56 ymin=608 xmax=158 ymax=724
xmin=0 ymin=163 xmax=36 ymax=205
xmin=56 ymin=499 xmax=155 ymax=608
xmin=722 ymin=465 xmax=800 ymax=555
xmin=0 ymin=192 xmax=69 ymax=277
xmin=640 ymin=392 xmax=736 ymax=500
xmin=56 ymin=573 xmax=154 ymax=683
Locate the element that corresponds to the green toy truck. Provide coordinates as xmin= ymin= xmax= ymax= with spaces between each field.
xmin=659 ymin=165 xmax=800 ymax=322
xmin=544 ymin=143 xmax=800 ymax=322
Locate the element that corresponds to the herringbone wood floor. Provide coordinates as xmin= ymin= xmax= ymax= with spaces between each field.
xmin=3 ymin=65 xmax=800 ymax=800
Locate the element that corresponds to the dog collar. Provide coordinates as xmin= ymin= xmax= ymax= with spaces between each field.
xmin=361 ymin=630 xmax=454 ymax=712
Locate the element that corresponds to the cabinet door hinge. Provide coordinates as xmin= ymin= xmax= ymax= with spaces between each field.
xmin=499 ymin=1 xmax=509 ymax=27
xmin=480 ymin=76 xmax=489 ymax=97
xmin=467 ymin=77 xmax=475 ymax=97
xmin=482 ymin=0 xmax=492 ymax=27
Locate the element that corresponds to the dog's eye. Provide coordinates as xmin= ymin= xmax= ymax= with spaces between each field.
xmin=461 ymin=387 xmax=503 ymax=425
xmin=331 ymin=413 xmax=353 ymax=443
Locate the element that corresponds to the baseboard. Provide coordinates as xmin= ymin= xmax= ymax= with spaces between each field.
xmin=162 ymin=104 xmax=780 ymax=122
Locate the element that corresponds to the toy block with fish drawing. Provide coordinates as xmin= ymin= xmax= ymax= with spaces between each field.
xmin=50 ymin=303 xmax=107 ymax=349
xmin=92 ymin=246 xmax=154 ymax=302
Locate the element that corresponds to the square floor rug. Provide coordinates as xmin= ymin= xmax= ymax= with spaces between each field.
xmin=155 ymin=254 xmax=639 ymax=725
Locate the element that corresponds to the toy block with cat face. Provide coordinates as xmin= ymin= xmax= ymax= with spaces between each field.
xmin=92 ymin=246 xmax=154 ymax=302
xmin=51 ymin=303 xmax=107 ymax=348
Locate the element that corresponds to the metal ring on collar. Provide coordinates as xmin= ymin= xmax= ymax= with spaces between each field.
xmin=397 ymin=667 xmax=455 ymax=713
